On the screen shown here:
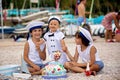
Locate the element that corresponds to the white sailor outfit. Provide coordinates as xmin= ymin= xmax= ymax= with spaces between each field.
xmin=28 ymin=39 xmax=45 ymax=64
xmin=76 ymin=44 xmax=101 ymax=63
xmin=44 ymin=30 xmax=68 ymax=65
xmin=77 ymin=27 xmax=104 ymax=70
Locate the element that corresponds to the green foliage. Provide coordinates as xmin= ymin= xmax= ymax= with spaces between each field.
xmin=2 ymin=0 xmax=120 ymax=16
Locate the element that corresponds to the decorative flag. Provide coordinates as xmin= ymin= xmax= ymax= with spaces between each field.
xmin=30 ymin=0 xmax=38 ymax=3
xmin=3 ymin=9 xmax=7 ymax=21
xmin=56 ymin=0 xmax=60 ymax=11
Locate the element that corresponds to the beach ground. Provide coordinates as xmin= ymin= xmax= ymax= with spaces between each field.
xmin=0 ymin=36 xmax=120 ymax=80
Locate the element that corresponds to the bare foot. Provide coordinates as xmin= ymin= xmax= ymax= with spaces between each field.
xmin=91 ymin=71 xmax=96 ymax=76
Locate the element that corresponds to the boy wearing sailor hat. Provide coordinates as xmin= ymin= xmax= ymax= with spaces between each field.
xmin=24 ymin=21 xmax=46 ymax=75
xmin=64 ymin=27 xmax=104 ymax=75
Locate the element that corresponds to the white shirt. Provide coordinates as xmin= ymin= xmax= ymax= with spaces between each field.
xmin=28 ymin=39 xmax=45 ymax=64
xmin=44 ymin=30 xmax=68 ymax=64
xmin=76 ymin=44 xmax=101 ymax=63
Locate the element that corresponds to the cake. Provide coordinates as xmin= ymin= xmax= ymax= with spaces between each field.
xmin=42 ymin=61 xmax=67 ymax=79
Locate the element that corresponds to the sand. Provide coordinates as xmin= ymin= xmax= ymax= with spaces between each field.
xmin=0 ymin=36 xmax=120 ymax=80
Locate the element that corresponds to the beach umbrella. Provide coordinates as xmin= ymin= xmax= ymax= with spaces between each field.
xmin=0 ymin=0 xmax=4 ymax=39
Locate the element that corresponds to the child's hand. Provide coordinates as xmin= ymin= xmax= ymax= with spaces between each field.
xmin=54 ymin=51 xmax=61 ymax=61
xmin=54 ymin=54 xmax=60 ymax=61
xmin=35 ymin=40 xmax=43 ymax=51
xmin=70 ymin=62 xmax=78 ymax=67
xmin=35 ymin=39 xmax=44 ymax=50
xmin=35 ymin=42 xmax=40 ymax=51
xmin=33 ymin=65 xmax=41 ymax=71
xmin=38 ymin=39 xmax=43 ymax=45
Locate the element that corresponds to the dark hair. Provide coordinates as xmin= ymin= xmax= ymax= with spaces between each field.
xmin=117 ymin=11 xmax=120 ymax=20
xmin=75 ymin=31 xmax=89 ymax=46
xmin=48 ymin=18 xmax=61 ymax=25
xmin=82 ymin=23 xmax=91 ymax=35
xmin=42 ymin=26 xmax=49 ymax=37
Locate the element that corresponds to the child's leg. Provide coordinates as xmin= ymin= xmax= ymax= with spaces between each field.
xmin=90 ymin=61 xmax=104 ymax=74
xmin=64 ymin=62 xmax=85 ymax=73
xmin=28 ymin=66 xmax=42 ymax=75
xmin=28 ymin=67 xmax=36 ymax=73
xmin=31 ymin=70 xmax=42 ymax=75
xmin=90 ymin=64 xmax=100 ymax=72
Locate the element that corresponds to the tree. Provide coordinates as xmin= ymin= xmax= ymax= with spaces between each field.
xmin=2 ymin=0 xmax=120 ymax=16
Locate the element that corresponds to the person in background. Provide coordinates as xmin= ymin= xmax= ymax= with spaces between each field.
xmin=64 ymin=27 xmax=104 ymax=75
xmin=114 ymin=29 xmax=120 ymax=42
xmin=77 ymin=0 xmax=90 ymax=30
xmin=114 ymin=11 xmax=120 ymax=42
xmin=102 ymin=11 xmax=120 ymax=42
xmin=24 ymin=21 xmax=46 ymax=75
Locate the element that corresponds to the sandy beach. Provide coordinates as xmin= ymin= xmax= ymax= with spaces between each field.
xmin=0 ymin=36 xmax=120 ymax=80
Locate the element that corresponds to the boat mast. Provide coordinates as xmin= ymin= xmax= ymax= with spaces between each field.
xmin=89 ymin=0 xmax=94 ymax=19
xmin=22 ymin=0 xmax=27 ymax=9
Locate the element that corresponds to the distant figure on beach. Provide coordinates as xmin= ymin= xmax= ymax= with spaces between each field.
xmin=77 ymin=0 xmax=90 ymax=29
xmin=64 ymin=27 xmax=104 ymax=75
xmin=39 ymin=16 xmax=68 ymax=66
xmin=114 ymin=29 xmax=120 ymax=42
xmin=102 ymin=11 xmax=120 ymax=42
xmin=23 ymin=21 xmax=46 ymax=75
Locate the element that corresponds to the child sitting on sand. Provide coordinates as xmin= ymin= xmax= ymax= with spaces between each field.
xmin=23 ymin=21 xmax=46 ymax=75
xmin=64 ymin=27 xmax=104 ymax=75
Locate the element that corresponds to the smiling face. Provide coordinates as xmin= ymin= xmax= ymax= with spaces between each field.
xmin=31 ymin=28 xmax=43 ymax=39
xmin=49 ymin=20 xmax=60 ymax=32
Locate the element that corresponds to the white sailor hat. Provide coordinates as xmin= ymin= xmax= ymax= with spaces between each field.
xmin=79 ymin=27 xmax=93 ymax=44
xmin=26 ymin=21 xmax=44 ymax=32
xmin=48 ymin=16 xmax=61 ymax=24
